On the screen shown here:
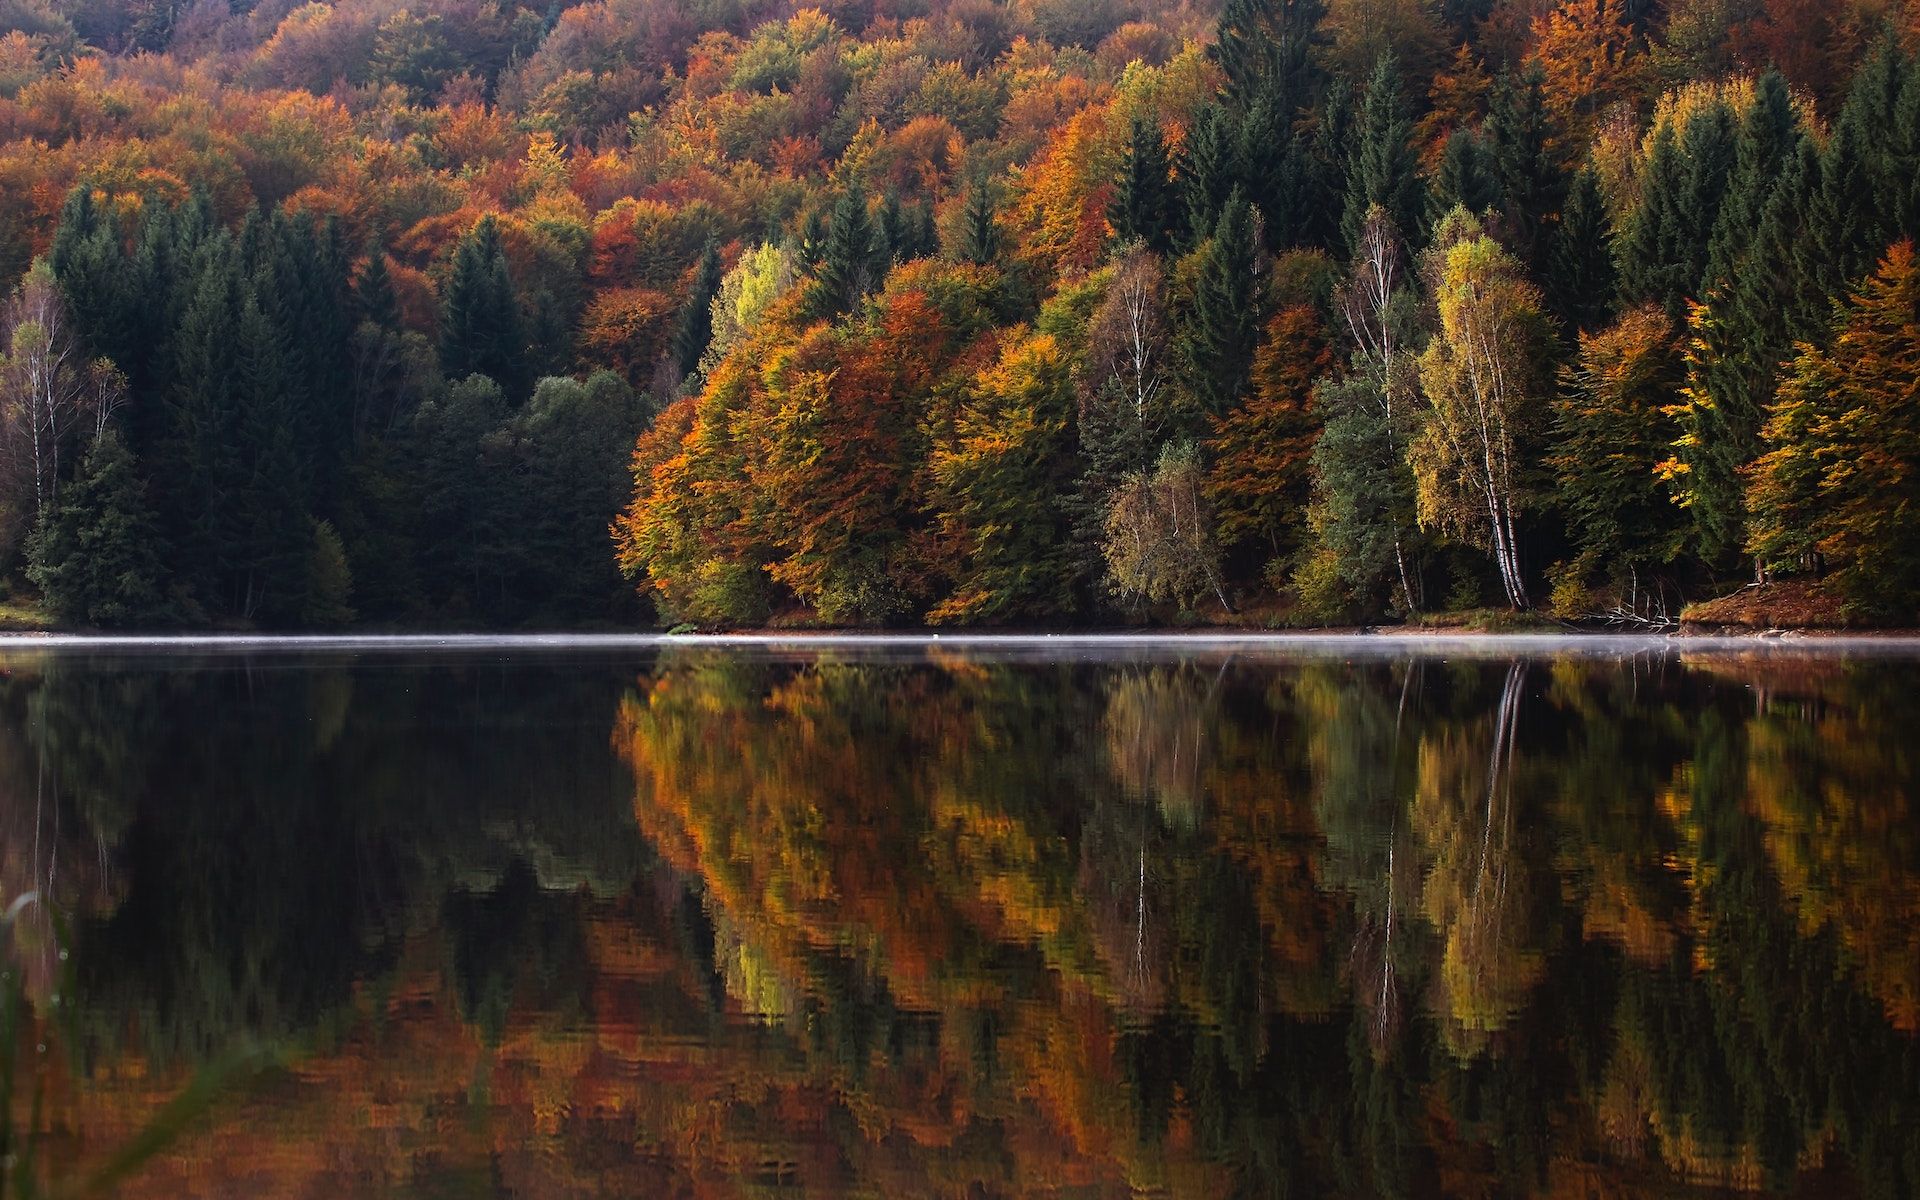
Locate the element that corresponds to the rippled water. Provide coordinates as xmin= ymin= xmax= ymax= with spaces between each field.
xmin=3 ymin=636 xmax=1917 ymax=1197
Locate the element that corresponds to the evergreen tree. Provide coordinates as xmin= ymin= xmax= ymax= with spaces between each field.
xmin=1617 ymin=104 xmax=1735 ymax=317
xmin=961 ymin=179 xmax=1000 ymax=266
xmin=1547 ymin=168 xmax=1617 ymax=336
xmin=1748 ymin=243 xmax=1920 ymax=618
xmin=1484 ymin=64 xmax=1564 ymax=268
xmin=1179 ymin=105 xmax=1241 ymax=243
xmin=1341 ymin=55 xmax=1424 ymax=257
xmin=1669 ymin=135 xmax=1820 ymax=567
xmin=439 ymin=216 xmax=526 ymax=397
xmin=25 ymin=428 xmax=170 ymax=627
xmin=303 ymin=519 xmax=355 ymax=627
xmin=1110 ymin=115 xmax=1179 ymax=253
xmin=1238 ymin=93 xmax=1312 ymax=248
xmin=355 ymin=238 xmax=400 ymax=332
xmin=48 ymin=187 xmax=134 ymax=368
xmin=1703 ymin=70 xmax=1799 ymax=298
xmin=806 ymin=186 xmax=881 ymax=319
xmin=1182 ymin=191 xmax=1263 ymax=418
xmin=876 ymin=190 xmax=908 ymax=263
xmin=1427 ymin=129 xmax=1500 ymax=228
xmin=1796 ymin=118 xmax=1884 ymax=315
xmin=671 ymin=240 xmax=724 ymax=382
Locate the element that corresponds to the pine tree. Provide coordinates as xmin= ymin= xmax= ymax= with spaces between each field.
xmin=1179 ymin=105 xmax=1241 ymax=243
xmin=25 ymin=428 xmax=170 ymax=627
xmin=1747 ymin=242 xmax=1920 ymax=618
xmin=1546 ymin=168 xmax=1616 ymax=336
xmin=355 ymin=238 xmax=400 ymax=331
xmin=961 ymin=179 xmax=1000 ymax=266
xmin=1182 ymin=191 xmax=1263 ymax=418
xmin=1341 ymin=55 xmax=1424 ymax=257
xmin=1427 ymin=128 xmax=1500 ymax=228
xmin=1796 ymin=118 xmax=1884 ymax=316
xmin=1703 ymin=70 xmax=1799 ymax=299
xmin=1617 ymin=104 xmax=1735 ymax=318
xmin=439 ymin=215 xmax=527 ymax=397
xmin=1667 ymin=134 xmax=1820 ymax=566
xmin=48 ymin=187 xmax=134 ymax=369
xmin=671 ymin=240 xmax=724 ymax=382
xmin=1238 ymin=97 xmax=1311 ymax=250
xmin=1110 ymin=115 xmax=1179 ymax=253
xmin=806 ymin=186 xmax=880 ymax=319
xmin=1484 ymin=64 xmax=1564 ymax=268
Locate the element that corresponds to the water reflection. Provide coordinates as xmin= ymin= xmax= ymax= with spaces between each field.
xmin=2 ymin=641 xmax=1917 ymax=1196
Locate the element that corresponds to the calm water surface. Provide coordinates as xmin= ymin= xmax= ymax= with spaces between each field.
xmin=3 ymin=636 xmax=1917 ymax=1197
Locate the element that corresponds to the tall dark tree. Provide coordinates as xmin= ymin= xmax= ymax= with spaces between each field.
xmin=1110 ymin=115 xmax=1179 ymax=252
xmin=806 ymin=186 xmax=881 ymax=319
xmin=1180 ymin=105 xmax=1242 ymax=242
xmin=961 ymin=179 xmax=1000 ymax=266
xmin=1703 ymin=70 xmax=1799 ymax=299
xmin=1182 ymin=191 xmax=1263 ymax=418
xmin=1484 ymin=64 xmax=1564 ymax=268
xmin=1427 ymin=129 xmax=1501 ymax=228
xmin=439 ymin=216 xmax=527 ymax=397
xmin=671 ymin=240 xmax=724 ymax=382
xmin=1617 ymin=105 xmax=1735 ymax=318
xmin=1545 ymin=168 xmax=1616 ymax=336
xmin=25 ymin=429 xmax=171 ymax=627
xmin=1341 ymin=55 xmax=1424 ymax=257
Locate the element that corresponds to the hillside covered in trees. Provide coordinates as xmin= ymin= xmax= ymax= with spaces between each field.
xmin=1 ymin=0 xmax=1919 ymax=627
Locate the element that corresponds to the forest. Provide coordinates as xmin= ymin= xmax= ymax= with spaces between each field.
xmin=1 ymin=0 xmax=1918 ymax=626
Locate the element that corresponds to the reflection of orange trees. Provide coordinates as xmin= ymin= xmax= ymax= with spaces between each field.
xmin=1413 ymin=663 xmax=1545 ymax=1057
xmin=613 ymin=654 xmax=1263 ymax=1192
xmin=1741 ymin=682 xmax=1920 ymax=1033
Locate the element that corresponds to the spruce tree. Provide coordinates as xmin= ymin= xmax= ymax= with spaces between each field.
xmin=1341 ymin=55 xmax=1424 ymax=257
xmin=439 ymin=216 xmax=526 ymax=397
xmin=1485 ymin=64 xmax=1564 ymax=268
xmin=1238 ymin=91 xmax=1310 ymax=248
xmin=26 ymin=428 xmax=170 ymax=627
xmin=1427 ymin=129 xmax=1500 ymax=228
xmin=1110 ymin=115 xmax=1179 ymax=253
xmin=1179 ymin=105 xmax=1241 ymax=244
xmin=1617 ymin=106 xmax=1734 ymax=318
xmin=1182 ymin=190 xmax=1263 ymax=418
xmin=961 ymin=179 xmax=1000 ymax=266
xmin=806 ymin=185 xmax=880 ymax=319
xmin=356 ymin=239 xmax=400 ymax=331
xmin=671 ymin=240 xmax=724 ymax=382
xmin=1670 ymin=135 xmax=1819 ymax=567
xmin=1796 ymin=118 xmax=1883 ymax=318
xmin=48 ymin=187 xmax=134 ymax=368
xmin=1546 ymin=168 xmax=1616 ymax=336
xmin=1703 ymin=70 xmax=1798 ymax=298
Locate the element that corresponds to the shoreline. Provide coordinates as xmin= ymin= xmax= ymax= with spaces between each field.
xmin=3 ymin=626 xmax=1920 ymax=650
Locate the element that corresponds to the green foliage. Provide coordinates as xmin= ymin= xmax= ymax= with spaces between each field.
xmin=301 ymin=519 xmax=355 ymax=627
xmin=806 ymin=187 xmax=882 ymax=320
xmin=25 ymin=429 xmax=170 ymax=627
xmin=439 ymin=216 xmax=527 ymax=399
xmin=1748 ymin=243 xmax=1920 ymax=620
xmin=1341 ymin=55 xmax=1424 ymax=258
xmin=1180 ymin=192 xmax=1262 ymax=419
xmin=1110 ymin=115 xmax=1179 ymax=254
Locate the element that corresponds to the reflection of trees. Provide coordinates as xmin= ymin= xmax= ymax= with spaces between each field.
xmin=11 ymin=644 xmax=1920 ymax=1198
xmin=1415 ymin=661 xmax=1546 ymax=1056
xmin=0 ymin=650 xmax=648 ymax=1064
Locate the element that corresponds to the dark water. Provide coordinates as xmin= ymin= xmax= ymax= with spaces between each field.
xmin=3 ymin=636 xmax=1918 ymax=1198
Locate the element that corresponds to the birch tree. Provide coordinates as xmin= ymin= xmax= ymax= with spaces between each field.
xmin=1412 ymin=208 xmax=1549 ymax=609
xmin=0 ymin=261 xmax=124 ymax=533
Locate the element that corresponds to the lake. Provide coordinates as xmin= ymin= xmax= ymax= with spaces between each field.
xmin=3 ymin=635 xmax=1917 ymax=1198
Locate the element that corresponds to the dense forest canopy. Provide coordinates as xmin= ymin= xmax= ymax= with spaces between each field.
xmin=1 ymin=0 xmax=1918 ymax=626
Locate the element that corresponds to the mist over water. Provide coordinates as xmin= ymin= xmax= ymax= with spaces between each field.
xmin=3 ymin=638 xmax=1917 ymax=1197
